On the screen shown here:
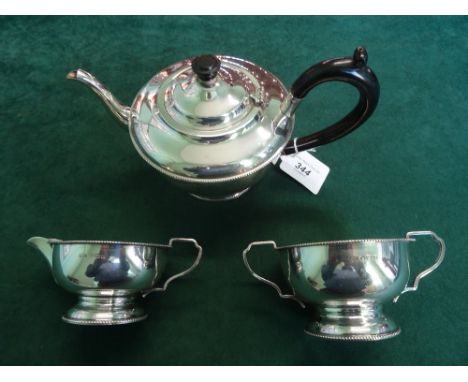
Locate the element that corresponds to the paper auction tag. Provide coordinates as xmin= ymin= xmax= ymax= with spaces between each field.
xmin=279 ymin=151 xmax=330 ymax=195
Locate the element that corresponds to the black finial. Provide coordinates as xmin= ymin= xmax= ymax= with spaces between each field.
xmin=191 ymin=55 xmax=221 ymax=82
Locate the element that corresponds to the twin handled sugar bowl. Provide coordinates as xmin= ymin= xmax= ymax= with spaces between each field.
xmin=243 ymin=231 xmax=445 ymax=341
xmin=68 ymin=47 xmax=379 ymax=201
xmin=27 ymin=237 xmax=202 ymax=325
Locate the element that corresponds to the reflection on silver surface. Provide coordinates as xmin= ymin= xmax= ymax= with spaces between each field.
xmin=279 ymin=240 xmax=406 ymax=303
xmin=243 ymin=231 xmax=445 ymax=340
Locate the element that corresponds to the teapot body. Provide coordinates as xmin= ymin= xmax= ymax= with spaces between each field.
xmin=127 ymin=56 xmax=294 ymax=200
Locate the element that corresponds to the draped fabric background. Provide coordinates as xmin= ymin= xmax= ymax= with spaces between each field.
xmin=0 ymin=16 xmax=466 ymax=365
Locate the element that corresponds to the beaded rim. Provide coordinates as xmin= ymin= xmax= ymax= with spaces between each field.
xmin=48 ymin=239 xmax=169 ymax=248
xmin=277 ymin=238 xmax=414 ymax=250
xmin=62 ymin=315 xmax=148 ymax=326
xmin=304 ymin=327 xmax=401 ymax=341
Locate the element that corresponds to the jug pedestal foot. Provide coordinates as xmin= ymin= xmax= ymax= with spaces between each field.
xmin=304 ymin=300 xmax=400 ymax=341
xmin=62 ymin=292 xmax=147 ymax=325
xmin=190 ymin=187 xmax=250 ymax=201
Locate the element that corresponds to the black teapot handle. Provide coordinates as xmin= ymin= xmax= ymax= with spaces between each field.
xmin=282 ymin=47 xmax=380 ymax=155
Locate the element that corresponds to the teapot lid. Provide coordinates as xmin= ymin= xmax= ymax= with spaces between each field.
xmin=129 ymin=55 xmax=291 ymax=182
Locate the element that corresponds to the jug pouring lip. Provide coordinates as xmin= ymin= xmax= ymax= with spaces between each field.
xmin=27 ymin=236 xmax=55 ymax=246
xmin=27 ymin=236 xmax=55 ymax=268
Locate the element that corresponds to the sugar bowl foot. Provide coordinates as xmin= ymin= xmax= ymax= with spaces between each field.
xmin=304 ymin=301 xmax=400 ymax=341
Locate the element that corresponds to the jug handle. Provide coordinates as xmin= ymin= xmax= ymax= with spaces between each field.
xmin=393 ymin=231 xmax=446 ymax=302
xmin=242 ymin=241 xmax=305 ymax=308
xmin=282 ymin=46 xmax=380 ymax=155
xmin=142 ymin=238 xmax=203 ymax=297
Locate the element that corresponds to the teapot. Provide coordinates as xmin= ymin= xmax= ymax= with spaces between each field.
xmin=68 ymin=47 xmax=379 ymax=201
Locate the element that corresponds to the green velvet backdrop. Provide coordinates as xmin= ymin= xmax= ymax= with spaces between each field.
xmin=0 ymin=16 xmax=467 ymax=365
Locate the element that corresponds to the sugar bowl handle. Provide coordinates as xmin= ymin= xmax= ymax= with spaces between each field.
xmin=242 ymin=241 xmax=305 ymax=308
xmin=142 ymin=238 xmax=203 ymax=297
xmin=394 ymin=231 xmax=446 ymax=302
xmin=282 ymin=46 xmax=380 ymax=154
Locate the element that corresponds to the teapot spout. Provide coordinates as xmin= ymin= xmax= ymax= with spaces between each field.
xmin=67 ymin=69 xmax=131 ymax=126
xmin=27 ymin=237 xmax=53 ymax=268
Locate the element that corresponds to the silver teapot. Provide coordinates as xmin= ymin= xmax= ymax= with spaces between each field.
xmin=68 ymin=47 xmax=379 ymax=201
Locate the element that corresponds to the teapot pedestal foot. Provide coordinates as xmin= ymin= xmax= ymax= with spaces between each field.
xmin=190 ymin=187 xmax=250 ymax=201
xmin=62 ymin=292 xmax=147 ymax=325
xmin=304 ymin=301 xmax=400 ymax=341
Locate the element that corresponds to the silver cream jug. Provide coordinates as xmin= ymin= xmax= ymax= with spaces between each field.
xmin=27 ymin=237 xmax=202 ymax=325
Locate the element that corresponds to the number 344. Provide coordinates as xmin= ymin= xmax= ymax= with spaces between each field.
xmin=295 ymin=162 xmax=311 ymax=176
